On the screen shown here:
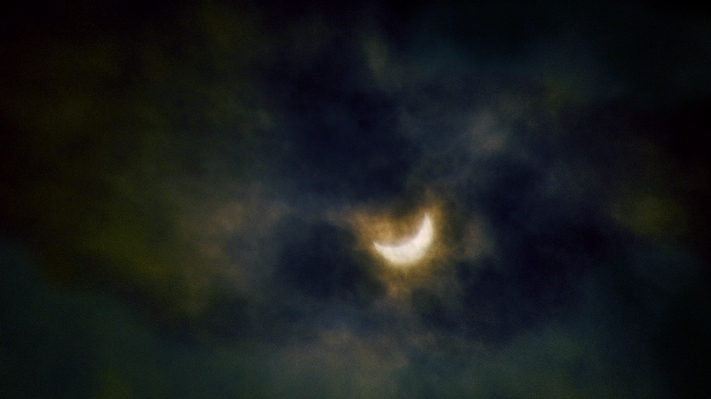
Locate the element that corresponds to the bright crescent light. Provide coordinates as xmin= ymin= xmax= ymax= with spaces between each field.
xmin=373 ymin=214 xmax=434 ymax=265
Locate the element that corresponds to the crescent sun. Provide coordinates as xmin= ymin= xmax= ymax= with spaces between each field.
xmin=373 ymin=213 xmax=434 ymax=265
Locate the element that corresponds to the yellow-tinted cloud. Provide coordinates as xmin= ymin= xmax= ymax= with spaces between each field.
xmin=613 ymin=195 xmax=689 ymax=240
xmin=0 ymin=2 xmax=281 ymax=320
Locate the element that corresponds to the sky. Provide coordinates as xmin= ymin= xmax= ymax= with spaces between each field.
xmin=1 ymin=0 xmax=710 ymax=398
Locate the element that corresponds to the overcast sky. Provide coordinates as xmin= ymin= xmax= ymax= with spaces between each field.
xmin=1 ymin=1 xmax=710 ymax=398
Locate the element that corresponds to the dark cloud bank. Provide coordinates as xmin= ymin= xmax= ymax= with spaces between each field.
xmin=2 ymin=0 xmax=710 ymax=398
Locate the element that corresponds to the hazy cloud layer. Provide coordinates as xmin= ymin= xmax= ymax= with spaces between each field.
xmin=1 ymin=1 xmax=710 ymax=398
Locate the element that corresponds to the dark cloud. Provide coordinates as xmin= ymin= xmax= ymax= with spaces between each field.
xmin=2 ymin=0 xmax=711 ymax=397
xmin=276 ymin=219 xmax=382 ymax=301
xmin=266 ymin=75 xmax=417 ymax=200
